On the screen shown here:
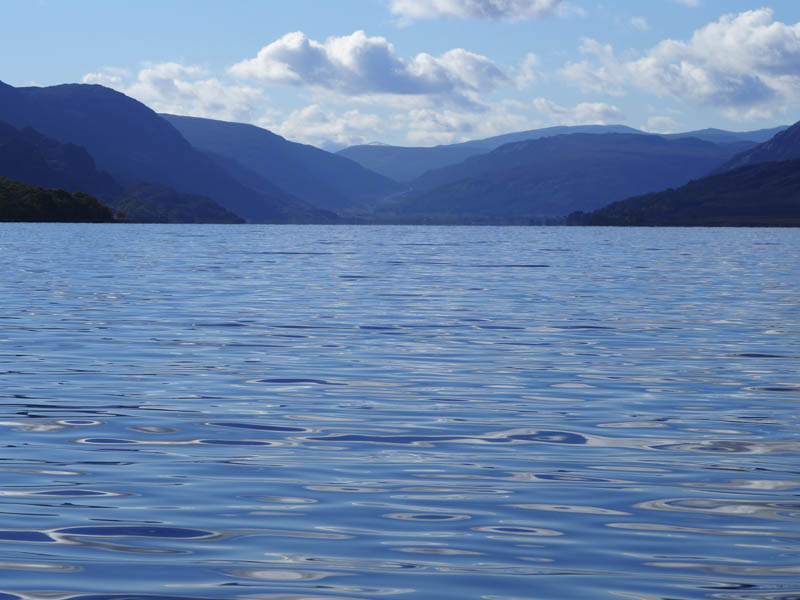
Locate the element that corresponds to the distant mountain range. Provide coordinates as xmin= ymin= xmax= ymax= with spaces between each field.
xmin=570 ymin=121 xmax=800 ymax=226
xmin=375 ymin=133 xmax=753 ymax=222
xmin=337 ymin=124 xmax=786 ymax=183
xmin=0 ymin=78 xmax=796 ymax=226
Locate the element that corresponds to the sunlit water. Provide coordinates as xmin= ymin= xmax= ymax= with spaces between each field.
xmin=0 ymin=223 xmax=798 ymax=600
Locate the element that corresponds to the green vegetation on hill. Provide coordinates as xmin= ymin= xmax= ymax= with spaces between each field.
xmin=0 ymin=176 xmax=114 ymax=222
xmin=111 ymin=183 xmax=244 ymax=223
xmin=567 ymin=160 xmax=800 ymax=227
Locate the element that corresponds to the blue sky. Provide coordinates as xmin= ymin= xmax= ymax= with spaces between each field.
xmin=2 ymin=0 xmax=799 ymax=149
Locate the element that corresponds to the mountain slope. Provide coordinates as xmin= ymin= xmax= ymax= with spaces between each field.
xmin=383 ymin=133 xmax=748 ymax=222
xmin=337 ymin=125 xmax=643 ymax=183
xmin=162 ymin=114 xmax=402 ymax=212
xmin=719 ymin=120 xmax=800 ymax=172
xmin=335 ymin=124 xmax=777 ymax=183
xmin=0 ymin=81 xmax=330 ymax=223
xmin=0 ymin=120 xmax=242 ymax=223
xmin=567 ymin=159 xmax=800 ymax=226
xmin=665 ymin=126 xmax=787 ymax=145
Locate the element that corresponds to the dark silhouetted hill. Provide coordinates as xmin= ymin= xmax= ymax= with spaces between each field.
xmin=0 ymin=175 xmax=114 ymax=222
xmin=567 ymin=159 xmax=800 ymax=227
xmin=162 ymin=114 xmax=402 ymax=212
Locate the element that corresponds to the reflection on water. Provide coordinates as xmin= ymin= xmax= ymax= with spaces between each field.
xmin=0 ymin=223 xmax=798 ymax=599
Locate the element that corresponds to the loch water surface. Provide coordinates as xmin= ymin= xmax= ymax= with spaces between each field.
xmin=0 ymin=223 xmax=798 ymax=599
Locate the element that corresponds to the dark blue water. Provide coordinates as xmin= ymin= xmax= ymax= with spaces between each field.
xmin=0 ymin=223 xmax=798 ymax=599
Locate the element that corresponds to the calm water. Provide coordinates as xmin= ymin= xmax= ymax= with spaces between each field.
xmin=0 ymin=223 xmax=798 ymax=600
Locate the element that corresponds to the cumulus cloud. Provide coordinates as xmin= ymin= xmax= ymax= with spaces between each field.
xmin=389 ymin=0 xmax=562 ymax=21
xmin=229 ymin=30 xmax=507 ymax=108
xmin=84 ymin=62 xmax=265 ymax=122
xmin=532 ymin=98 xmax=624 ymax=125
xmin=259 ymin=105 xmax=385 ymax=150
xmin=561 ymin=9 xmax=800 ymax=119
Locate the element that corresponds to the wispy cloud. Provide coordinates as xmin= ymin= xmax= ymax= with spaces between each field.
xmin=532 ymin=98 xmax=624 ymax=125
xmin=389 ymin=0 xmax=562 ymax=22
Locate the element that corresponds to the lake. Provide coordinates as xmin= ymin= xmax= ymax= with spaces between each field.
xmin=0 ymin=223 xmax=798 ymax=599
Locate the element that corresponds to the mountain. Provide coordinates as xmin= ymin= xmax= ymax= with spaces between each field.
xmin=0 ymin=80 xmax=332 ymax=223
xmin=0 ymin=175 xmax=114 ymax=222
xmin=334 ymin=144 xmax=481 ymax=186
xmin=456 ymin=124 xmax=643 ymax=150
xmin=567 ymin=159 xmax=800 ymax=227
xmin=0 ymin=120 xmax=242 ymax=223
xmin=162 ymin=114 xmax=403 ymax=212
xmin=718 ymin=121 xmax=800 ymax=172
xmin=380 ymin=133 xmax=749 ymax=223
xmin=664 ymin=126 xmax=788 ymax=145
xmin=0 ymin=120 xmax=117 ymax=197
xmin=337 ymin=124 xmax=643 ymax=183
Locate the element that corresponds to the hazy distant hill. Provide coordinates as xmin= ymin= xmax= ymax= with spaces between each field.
xmin=382 ymin=133 xmax=749 ymax=222
xmin=567 ymin=159 xmax=800 ymax=227
xmin=336 ymin=124 xmax=779 ymax=183
xmin=162 ymin=114 xmax=403 ymax=212
xmin=335 ymin=144 xmax=481 ymax=185
xmin=337 ymin=125 xmax=642 ymax=183
xmin=664 ymin=126 xmax=788 ymax=145
xmin=0 ymin=175 xmax=113 ymax=222
xmin=0 ymin=80 xmax=332 ymax=223
xmin=718 ymin=121 xmax=800 ymax=172
xmin=0 ymin=120 xmax=242 ymax=223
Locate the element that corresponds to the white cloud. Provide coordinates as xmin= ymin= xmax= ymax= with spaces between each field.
xmin=513 ymin=52 xmax=540 ymax=88
xmin=674 ymin=0 xmax=701 ymax=6
xmin=532 ymin=98 xmax=624 ymax=125
xmin=630 ymin=16 xmax=649 ymax=32
xmin=402 ymin=102 xmax=541 ymax=145
xmin=258 ymin=105 xmax=385 ymax=150
xmin=84 ymin=62 xmax=265 ymax=122
xmin=560 ymin=37 xmax=627 ymax=96
xmin=389 ymin=0 xmax=562 ymax=21
xmin=229 ymin=30 xmax=507 ymax=108
xmin=643 ymin=116 xmax=679 ymax=133
xmin=561 ymin=9 xmax=800 ymax=119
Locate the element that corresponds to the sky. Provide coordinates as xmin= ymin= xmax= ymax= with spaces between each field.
xmin=2 ymin=0 xmax=800 ymax=150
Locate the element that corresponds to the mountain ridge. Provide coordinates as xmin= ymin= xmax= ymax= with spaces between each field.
xmin=162 ymin=114 xmax=403 ymax=212
xmin=0 ymin=80 xmax=333 ymax=223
